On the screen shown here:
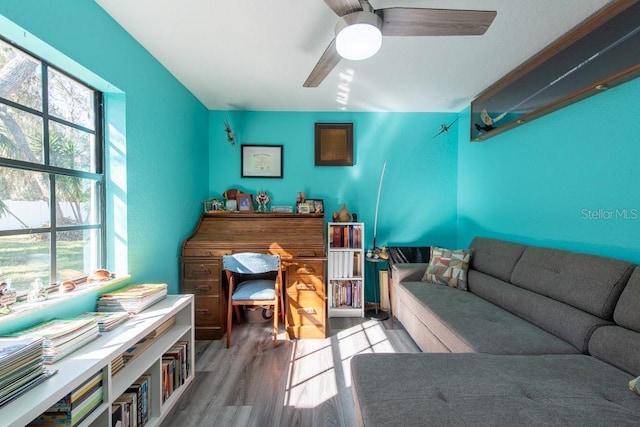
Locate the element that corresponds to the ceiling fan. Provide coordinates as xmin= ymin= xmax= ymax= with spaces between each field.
xmin=303 ymin=0 xmax=497 ymax=87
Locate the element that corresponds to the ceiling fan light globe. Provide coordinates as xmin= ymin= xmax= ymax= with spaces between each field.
xmin=335 ymin=11 xmax=383 ymax=61
xmin=336 ymin=24 xmax=382 ymax=60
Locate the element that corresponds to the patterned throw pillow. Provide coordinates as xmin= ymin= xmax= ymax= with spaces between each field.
xmin=422 ymin=246 xmax=472 ymax=290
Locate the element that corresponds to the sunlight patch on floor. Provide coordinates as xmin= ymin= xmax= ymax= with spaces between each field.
xmin=284 ymin=338 xmax=338 ymax=409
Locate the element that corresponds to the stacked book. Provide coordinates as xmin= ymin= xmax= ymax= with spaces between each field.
xmin=15 ymin=317 xmax=100 ymax=364
xmin=28 ymin=370 xmax=103 ymax=426
xmin=0 ymin=336 xmax=56 ymax=407
xmin=112 ymin=374 xmax=150 ymax=427
xmin=81 ymin=312 xmax=131 ymax=332
xmin=97 ymin=284 xmax=167 ymax=314
xmin=330 ymin=280 xmax=363 ymax=308
xmin=161 ymin=341 xmax=189 ymax=404
xmin=122 ymin=316 xmax=175 ymax=368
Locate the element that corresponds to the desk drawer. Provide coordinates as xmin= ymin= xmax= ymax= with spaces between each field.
xmin=286 ymin=293 xmax=325 ymax=327
xmin=183 ymin=261 xmax=220 ymax=281
xmin=193 ymin=296 xmax=223 ymax=326
xmin=182 ymin=280 xmax=220 ymax=295
xmin=287 ymin=261 xmax=325 ymax=277
xmin=287 ymin=275 xmax=324 ymax=296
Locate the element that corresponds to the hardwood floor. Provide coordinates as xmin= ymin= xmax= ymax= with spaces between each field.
xmin=160 ymin=316 xmax=419 ymax=427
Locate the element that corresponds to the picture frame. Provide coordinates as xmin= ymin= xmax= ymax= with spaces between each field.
xmin=315 ymin=123 xmax=353 ymax=166
xmin=237 ymin=193 xmax=254 ymax=212
xmin=306 ymin=199 xmax=324 ymax=214
xmin=241 ymin=144 xmax=283 ymax=178
xmin=297 ymin=202 xmax=311 ymax=214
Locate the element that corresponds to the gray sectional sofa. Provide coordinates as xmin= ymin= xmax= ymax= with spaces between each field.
xmin=351 ymin=237 xmax=640 ymax=426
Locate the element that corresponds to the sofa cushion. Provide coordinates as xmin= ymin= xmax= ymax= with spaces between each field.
xmin=614 ymin=266 xmax=640 ymax=331
xmin=395 ymin=280 xmax=579 ymax=354
xmin=469 ymin=269 xmax=611 ymax=353
xmin=351 ymin=353 xmax=640 ymax=427
xmin=469 ymin=237 xmax=526 ymax=282
xmin=589 ymin=325 xmax=640 ymax=376
xmin=422 ymin=246 xmax=472 ymax=290
xmin=510 ymin=246 xmax=633 ymax=319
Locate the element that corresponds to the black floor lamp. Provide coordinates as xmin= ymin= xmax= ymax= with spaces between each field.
xmin=365 ymin=161 xmax=389 ymax=321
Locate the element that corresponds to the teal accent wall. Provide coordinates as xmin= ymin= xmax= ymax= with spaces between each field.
xmin=458 ymin=76 xmax=640 ymax=264
xmin=0 ymin=1 xmax=208 ymax=333
xmin=209 ymin=111 xmax=460 ymax=300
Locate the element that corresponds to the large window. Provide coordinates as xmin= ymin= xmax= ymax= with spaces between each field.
xmin=0 ymin=37 xmax=105 ymax=294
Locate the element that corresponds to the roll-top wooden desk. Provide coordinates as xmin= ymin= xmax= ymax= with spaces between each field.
xmin=180 ymin=212 xmax=326 ymax=340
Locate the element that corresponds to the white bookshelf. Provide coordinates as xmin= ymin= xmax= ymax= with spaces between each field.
xmin=327 ymin=222 xmax=365 ymax=318
xmin=3 ymin=294 xmax=195 ymax=427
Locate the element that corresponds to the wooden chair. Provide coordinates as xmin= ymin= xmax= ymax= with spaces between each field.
xmin=222 ymin=252 xmax=284 ymax=348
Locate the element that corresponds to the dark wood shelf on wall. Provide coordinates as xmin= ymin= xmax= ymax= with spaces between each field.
xmin=471 ymin=1 xmax=640 ymax=141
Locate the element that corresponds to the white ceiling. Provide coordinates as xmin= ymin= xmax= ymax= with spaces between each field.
xmin=95 ymin=0 xmax=613 ymax=112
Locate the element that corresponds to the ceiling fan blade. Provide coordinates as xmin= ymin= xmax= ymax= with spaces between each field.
xmin=378 ymin=8 xmax=497 ymax=36
xmin=303 ymin=39 xmax=342 ymax=87
xmin=323 ymin=0 xmax=363 ymax=16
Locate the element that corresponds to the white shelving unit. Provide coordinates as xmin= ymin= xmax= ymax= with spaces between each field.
xmin=327 ymin=222 xmax=365 ymax=318
xmin=3 ymin=294 xmax=195 ymax=427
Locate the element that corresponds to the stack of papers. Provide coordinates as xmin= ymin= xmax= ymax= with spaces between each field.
xmin=81 ymin=312 xmax=131 ymax=332
xmin=16 ymin=317 xmax=100 ymax=364
xmin=96 ymin=284 xmax=167 ymax=314
xmin=0 ymin=336 xmax=57 ymax=407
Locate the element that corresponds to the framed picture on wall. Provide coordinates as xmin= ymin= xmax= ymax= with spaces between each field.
xmin=315 ymin=123 xmax=353 ymax=166
xmin=241 ymin=144 xmax=283 ymax=178
xmin=237 ymin=193 xmax=254 ymax=212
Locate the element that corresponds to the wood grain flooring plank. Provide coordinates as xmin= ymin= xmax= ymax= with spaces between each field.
xmin=160 ymin=317 xmax=418 ymax=427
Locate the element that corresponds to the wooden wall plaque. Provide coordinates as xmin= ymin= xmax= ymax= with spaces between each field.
xmin=315 ymin=123 xmax=353 ymax=166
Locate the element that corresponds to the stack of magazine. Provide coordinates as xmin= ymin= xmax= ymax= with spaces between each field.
xmin=96 ymin=284 xmax=167 ymax=314
xmin=16 ymin=317 xmax=100 ymax=364
xmin=80 ymin=311 xmax=131 ymax=332
xmin=28 ymin=370 xmax=103 ymax=426
xmin=0 ymin=336 xmax=57 ymax=407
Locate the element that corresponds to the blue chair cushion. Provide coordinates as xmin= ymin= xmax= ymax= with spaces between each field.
xmin=232 ymin=279 xmax=276 ymax=301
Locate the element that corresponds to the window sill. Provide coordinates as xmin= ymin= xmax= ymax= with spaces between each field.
xmin=0 ymin=275 xmax=131 ymax=324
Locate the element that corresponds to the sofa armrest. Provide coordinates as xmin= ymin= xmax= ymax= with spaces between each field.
xmin=391 ymin=263 xmax=429 ymax=283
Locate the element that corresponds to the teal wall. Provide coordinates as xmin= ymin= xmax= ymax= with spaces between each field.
xmin=209 ymin=111 xmax=460 ymax=300
xmin=0 ymin=0 xmax=208 ymax=333
xmin=457 ymin=76 xmax=640 ymax=264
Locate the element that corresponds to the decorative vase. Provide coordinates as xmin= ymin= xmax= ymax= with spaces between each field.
xmin=333 ymin=204 xmax=351 ymax=222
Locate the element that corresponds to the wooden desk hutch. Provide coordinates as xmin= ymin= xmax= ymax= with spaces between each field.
xmin=180 ymin=213 xmax=326 ymax=340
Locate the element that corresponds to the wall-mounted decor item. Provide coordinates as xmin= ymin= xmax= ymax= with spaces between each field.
xmin=471 ymin=1 xmax=640 ymax=141
xmin=241 ymin=144 xmax=283 ymax=178
xmin=315 ymin=123 xmax=353 ymax=166
xmin=224 ymin=115 xmax=236 ymax=145
xmin=237 ymin=193 xmax=254 ymax=212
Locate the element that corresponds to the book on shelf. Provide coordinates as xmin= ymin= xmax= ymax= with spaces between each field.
xmin=330 ymin=280 xmax=362 ymax=309
xmin=126 ymin=374 xmax=150 ymax=427
xmin=114 ymin=391 xmax=138 ymax=427
xmin=28 ymin=370 xmax=103 ymax=426
xmin=329 ymin=252 xmax=361 ymax=279
xmin=329 ymin=224 xmax=362 ymax=248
